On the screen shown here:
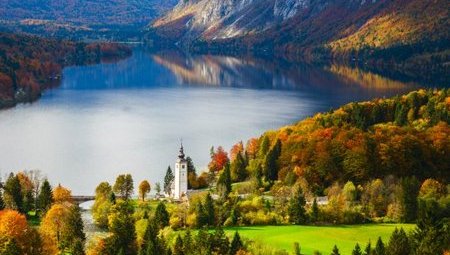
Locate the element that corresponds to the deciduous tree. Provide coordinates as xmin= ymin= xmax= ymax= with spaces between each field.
xmin=138 ymin=180 xmax=151 ymax=201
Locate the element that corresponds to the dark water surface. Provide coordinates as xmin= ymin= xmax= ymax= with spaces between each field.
xmin=0 ymin=49 xmax=440 ymax=195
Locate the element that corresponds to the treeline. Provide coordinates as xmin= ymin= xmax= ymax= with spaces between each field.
xmin=0 ymin=32 xmax=131 ymax=109
xmin=0 ymin=171 xmax=86 ymax=254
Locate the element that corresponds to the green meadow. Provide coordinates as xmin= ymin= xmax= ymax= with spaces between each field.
xmin=224 ymin=224 xmax=415 ymax=254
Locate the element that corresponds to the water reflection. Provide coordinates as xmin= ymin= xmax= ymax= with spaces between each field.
xmin=0 ymin=48 xmax=437 ymax=196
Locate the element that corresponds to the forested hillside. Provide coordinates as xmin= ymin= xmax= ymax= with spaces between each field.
xmin=0 ymin=0 xmax=178 ymax=40
xmin=0 ymin=32 xmax=131 ymax=109
xmin=150 ymin=0 xmax=449 ymax=78
xmin=230 ymin=89 xmax=450 ymax=194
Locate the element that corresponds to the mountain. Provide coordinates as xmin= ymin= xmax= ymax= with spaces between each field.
xmin=150 ymin=0 xmax=449 ymax=62
xmin=0 ymin=0 xmax=178 ymax=40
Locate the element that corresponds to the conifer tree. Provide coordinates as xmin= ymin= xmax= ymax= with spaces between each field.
xmin=311 ymin=197 xmax=319 ymax=223
xmin=204 ymin=193 xmax=215 ymax=226
xmin=230 ymin=153 xmax=247 ymax=182
xmin=0 ymin=186 xmax=5 ymax=210
xmin=263 ymin=139 xmax=282 ymax=182
xmin=364 ymin=241 xmax=372 ymax=255
xmin=4 ymin=173 xmax=23 ymax=212
xmin=164 ymin=166 xmax=174 ymax=196
xmin=154 ymin=202 xmax=170 ymax=229
xmin=400 ymin=177 xmax=419 ymax=222
xmin=288 ymin=187 xmax=307 ymax=224
xmin=331 ymin=245 xmax=341 ymax=255
xmin=387 ymin=228 xmax=410 ymax=255
xmin=38 ymin=179 xmax=53 ymax=214
xmin=173 ymin=235 xmax=184 ymax=255
xmin=293 ymin=242 xmax=301 ymax=255
xmin=374 ymin=237 xmax=385 ymax=255
xmin=230 ymin=232 xmax=244 ymax=255
xmin=217 ymin=163 xmax=232 ymax=199
xmin=195 ymin=202 xmax=207 ymax=228
xmin=352 ymin=243 xmax=362 ymax=255
xmin=183 ymin=229 xmax=193 ymax=255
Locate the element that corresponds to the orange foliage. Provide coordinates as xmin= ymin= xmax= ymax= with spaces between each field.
xmin=208 ymin=146 xmax=229 ymax=172
xmin=52 ymin=184 xmax=73 ymax=204
xmin=245 ymin=138 xmax=259 ymax=159
xmin=0 ymin=209 xmax=30 ymax=251
xmin=230 ymin=141 xmax=244 ymax=161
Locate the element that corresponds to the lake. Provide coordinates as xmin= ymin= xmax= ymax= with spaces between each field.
xmin=0 ymin=48 xmax=440 ymax=195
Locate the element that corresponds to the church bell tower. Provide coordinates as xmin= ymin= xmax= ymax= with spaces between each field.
xmin=174 ymin=143 xmax=188 ymax=199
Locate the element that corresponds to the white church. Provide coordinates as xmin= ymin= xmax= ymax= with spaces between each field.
xmin=171 ymin=143 xmax=188 ymax=199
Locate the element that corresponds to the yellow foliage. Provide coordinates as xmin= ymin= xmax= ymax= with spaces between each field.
xmin=52 ymin=184 xmax=73 ymax=204
xmin=40 ymin=203 xmax=72 ymax=255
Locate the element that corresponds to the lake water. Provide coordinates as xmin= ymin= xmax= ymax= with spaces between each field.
xmin=0 ymin=49 xmax=440 ymax=195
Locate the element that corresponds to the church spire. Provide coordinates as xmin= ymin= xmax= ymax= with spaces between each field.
xmin=178 ymin=141 xmax=185 ymax=159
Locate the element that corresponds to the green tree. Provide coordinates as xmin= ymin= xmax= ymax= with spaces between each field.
xmin=186 ymin=157 xmax=197 ymax=189
xmin=92 ymin=182 xmax=113 ymax=228
xmin=217 ymin=163 xmax=232 ymax=199
xmin=374 ymin=237 xmax=385 ymax=255
xmin=4 ymin=173 xmax=23 ymax=212
xmin=141 ymin=219 xmax=166 ymax=255
xmin=195 ymin=202 xmax=207 ymax=228
xmin=230 ymin=153 xmax=247 ymax=182
xmin=230 ymin=232 xmax=243 ymax=255
xmin=257 ymin=136 xmax=270 ymax=158
xmin=108 ymin=201 xmax=137 ymax=255
xmin=387 ymin=228 xmax=410 ymax=255
xmin=293 ymin=242 xmax=301 ymax=255
xmin=331 ymin=245 xmax=341 ymax=255
xmin=204 ymin=193 xmax=215 ymax=226
xmin=113 ymin=174 xmax=134 ymax=200
xmin=164 ymin=166 xmax=174 ymax=196
xmin=263 ymin=139 xmax=282 ymax=182
xmin=352 ymin=243 xmax=362 ymax=255
xmin=62 ymin=205 xmax=86 ymax=252
xmin=288 ymin=188 xmax=307 ymax=224
xmin=410 ymin=198 xmax=449 ymax=255
xmin=38 ymin=179 xmax=53 ymax=214
xmin=155 ymin=182 xmax=161 ymax=195
xmin=400 ymin=177 xmax=419 ymax=222
xmin=364 ymin=241 xmax=372 ymax=255
xmin=311 ymin=198 xmax=319 ymax=223
xmin=154 ymin=202 xmax=170 ymax=229
xmin=210 ymin=227 xmax=229 ymax=255
xmin=183 ymin=229 xmax=194 ymax=255
xmin=173 ymin=235 xmax=184 ymax=255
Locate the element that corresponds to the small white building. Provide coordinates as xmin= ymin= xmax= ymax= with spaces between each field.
xmin=172 ymin=143 xmax=188 ymax=199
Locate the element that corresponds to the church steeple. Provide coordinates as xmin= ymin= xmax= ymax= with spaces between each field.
xmin=178 ymin=141 xmax=185 ymax=160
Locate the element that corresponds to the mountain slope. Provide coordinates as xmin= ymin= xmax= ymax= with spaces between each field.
xmin=150 ymin=0 xmax=449 ymax=60
xmin=0 ymin=0 xmax=178 ymax=39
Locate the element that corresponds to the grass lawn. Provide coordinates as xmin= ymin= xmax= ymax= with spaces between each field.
xmin=224 ymin=224 xmax=415 ymax=254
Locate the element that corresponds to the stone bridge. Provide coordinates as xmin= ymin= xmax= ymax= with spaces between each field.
xmin=71 ymin=196 xmax=95 ymax=204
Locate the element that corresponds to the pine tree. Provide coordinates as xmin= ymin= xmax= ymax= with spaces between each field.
xmin=154 ymin=202 xmax=170 ymax=229
xmin=173 ymin=235 xmax=184 ymax=255
xmin=311 ymin=197 xmax=319 ymax=223
xmin=288 ymin=188 xmax=307 ymax=224
xmin=38 ymin=179 xmax=53 ymax=214
xmin=352 ymin=243 xmax=362 ymax=255
xmin=204 ymin=193 xmax=215 ymax=226
xmin=4 ymin=173 xmax=23 ymax=212
xmin=400 ymin=177 xmax=419 ymax=222
xmin=195 ymin=202 xmax=207 ymax=228
xmin=210 ymin=227 xmax=229 ymax=255
xmin=263 ymin=139 xmax=282 ymax=182
xmin=164 ymin=166 xmax=174 ymax=196
xmin=387 ymin=228 xmax=410 ymax=255
xmin=331 ymin=245 xmax=340 ymax=255
xmin=217 ymin=163 xmax=232 ymax=199
xmin=183 ymin=229 xmax=193 ymax=255
xmin=230 ymin=232 xmax=244 ymax=255
xmin=374 ymin=237 xmax=385 ymax=255
xmin=186 ymin=157 xmax=197 ymax=189
xmin=293 ymin=242 xmax=301 ymax=255
xmin=364 ymin=241 xmax=372 ymax=255
xmin=230 ymin=153 xmax=247 ymax=182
